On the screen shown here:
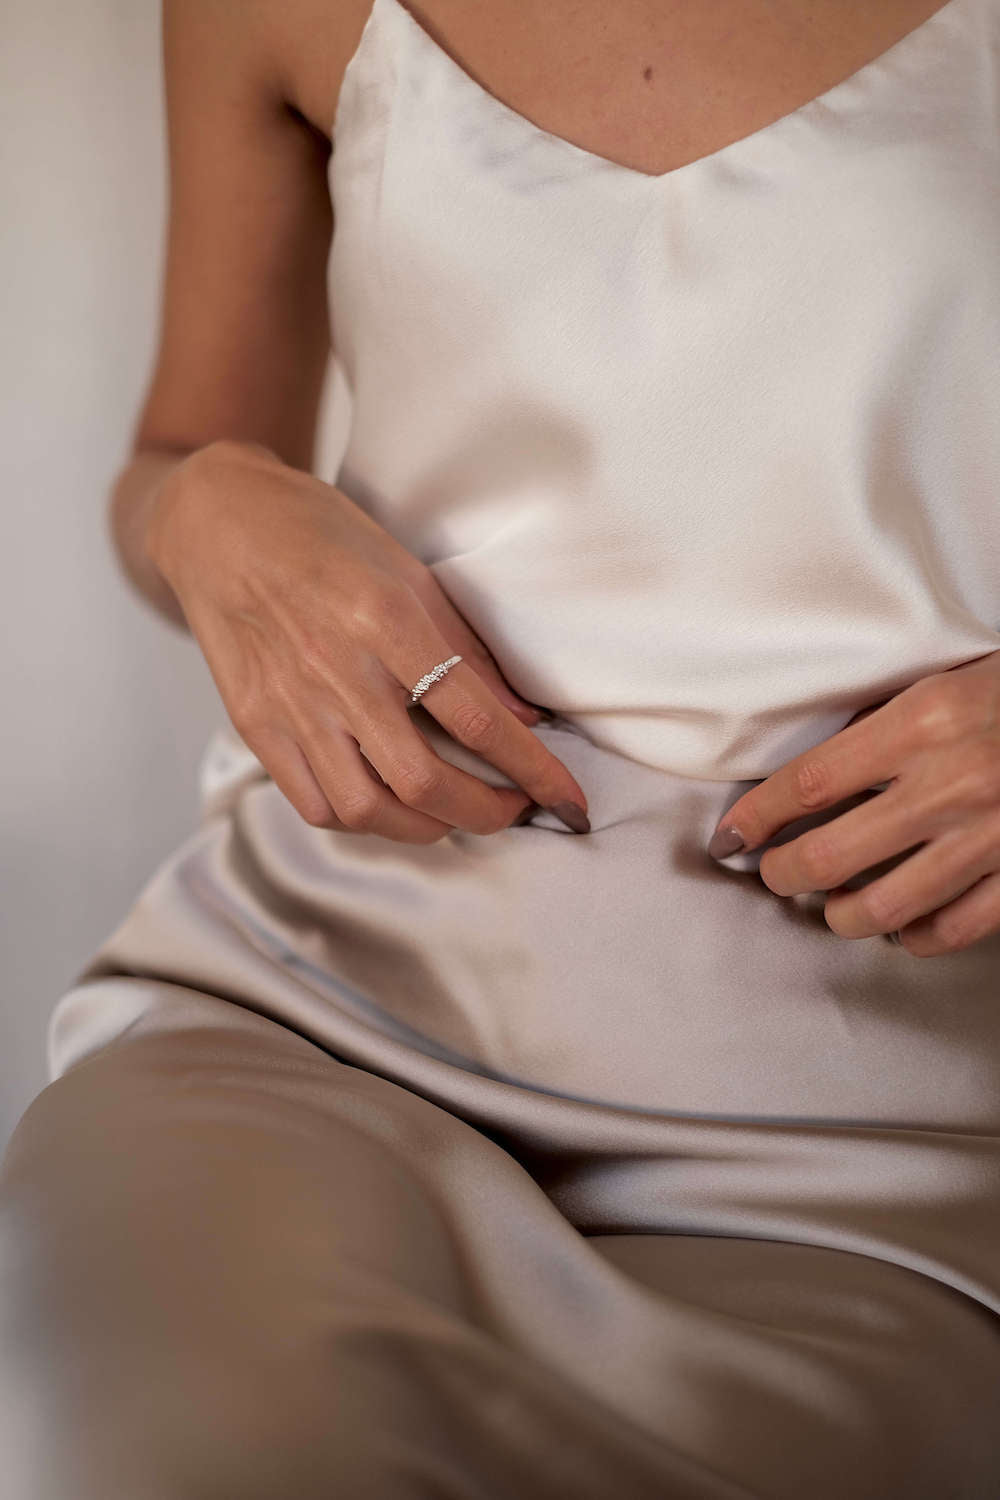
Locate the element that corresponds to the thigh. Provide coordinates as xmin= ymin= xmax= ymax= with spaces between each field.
xmin=4 ymin=987 xmax=998 ymax=1499
xmin=588 ymin=1231 xmax=1000 ymax=1498
xmin=0 ymin=1005 xmax=731 ymax=1500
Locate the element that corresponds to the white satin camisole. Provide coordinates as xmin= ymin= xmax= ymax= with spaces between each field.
xmin=326 ymin=0 xmax=1000 ymax=782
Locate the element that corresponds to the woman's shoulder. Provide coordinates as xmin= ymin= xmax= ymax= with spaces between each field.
xmin=135 ymin=0 xmax=358 ymax=468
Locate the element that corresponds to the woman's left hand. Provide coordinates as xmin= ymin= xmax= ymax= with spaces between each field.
xmin=707 ymin=651 xmax=1000 ymax=956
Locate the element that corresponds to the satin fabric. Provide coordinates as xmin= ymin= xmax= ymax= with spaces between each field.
xmin=3 ymin=0 xmax=1000 ymax=1494
xmin=328 ymin=0 xmax=1000 ymax=781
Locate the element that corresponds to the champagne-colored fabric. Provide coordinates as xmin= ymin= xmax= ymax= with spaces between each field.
xmin=3 ymin=0 xmax=1000 ymax=1493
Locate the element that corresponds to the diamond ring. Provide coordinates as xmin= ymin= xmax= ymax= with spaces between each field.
xmin=408 ymin=654 xmax=463 ymax=706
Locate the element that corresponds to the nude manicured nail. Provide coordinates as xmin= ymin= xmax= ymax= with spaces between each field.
xmin=707 ymin=824 xmax=745 ymax=859
xmin=547 ymin=800 xmax=590 ymax=833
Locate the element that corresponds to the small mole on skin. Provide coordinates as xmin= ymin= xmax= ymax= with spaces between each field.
xmin=643 ymin=65 xmax=653 ymax=82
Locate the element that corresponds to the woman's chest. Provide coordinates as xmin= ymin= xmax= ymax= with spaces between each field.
xmin=288 ymin=0 xmax=959 ymax=178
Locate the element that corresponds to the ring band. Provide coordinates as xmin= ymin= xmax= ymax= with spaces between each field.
xmin=408 ymin=654 xmax=463 ymax=706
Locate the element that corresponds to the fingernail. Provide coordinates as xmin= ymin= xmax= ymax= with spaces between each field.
xmin=517 ymin=704 xmax=554 ymax=725
xmin=707 ymin=824 xmax=745 ymax=859
xmin=888 ymin=929 xmax=903 ymax=946
xmin=546 ymin=800 xmax=590 ymax=833
xmin=512 ymin=802 xmax=540 ymax=826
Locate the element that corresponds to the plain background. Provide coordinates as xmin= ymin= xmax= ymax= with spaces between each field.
xmin=1 ymin=0 xmax=350 ymax=1153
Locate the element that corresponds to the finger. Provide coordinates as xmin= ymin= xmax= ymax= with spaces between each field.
xmin=294 ymin=719 xmax=469 ymax=843
xmin=401 ymin=565 xmax=540 ymax=716
xmin=708 ymin=699 xmax=910 ymax=856
xmin=347 ymin=676 xmax=551 ymax=835
xmin=242 ymin=720 xmax=454 ymax=842
xmin=410 ymin=578 xmax=545 ymax=725
xmin=232 ymin=721 xmax=341 ymax=828
xmin=404 ymin=660 xmax=590 ymax=827
xmin=375 ymin=611 xmax=589 ymax=826
xmin=758 ymin=780 xmax=928 ymax=898
xmin=894 ymin=868 xmax=1000 ymax=956
xmin=449 ymin=633 xmax=543 ymax=725
xmin=819 ymin=818 xmax=1000 ymax=940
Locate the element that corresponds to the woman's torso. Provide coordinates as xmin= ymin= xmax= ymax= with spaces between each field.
xmin=282 ymin=0 xmax=1000 ymax=780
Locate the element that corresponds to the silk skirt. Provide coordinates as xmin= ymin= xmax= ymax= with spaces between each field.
xmin=2 ymin=708 xmax=999 ymax=1497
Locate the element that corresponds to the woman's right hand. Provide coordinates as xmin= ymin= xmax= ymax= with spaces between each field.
xmin=146 ymin=440 xmax=590 ymax=842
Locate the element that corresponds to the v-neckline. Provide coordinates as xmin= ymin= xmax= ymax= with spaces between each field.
xmin=351 ymin=0 xmax=967 ymax=187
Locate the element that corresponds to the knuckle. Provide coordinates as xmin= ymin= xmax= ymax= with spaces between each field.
xmin=351 ymin=578 xmax=413 ymax=645
xmin=228 ymin=697 xmax=265 ymax=743
xmin=449 ymin=701 xmax=500 ymax=751
xmin=393 ymin=757 xmax=445 ymax=807
xmin=299 ymin=799 xmax=340 ymax=830
xmin=333 ymin=787 xmax=383 ymax=831
xmin=930 ymin=916 xmax=970 ymax=952
xmin=793 ymin=757 xmax=834 ymax=810
xmin=856 ymin=884 xmax=905 ymax=933
xmin=797 ymin=832 xmax=840 ymax=887
xmin=954 ymin=743 xmax=1000 ymax=804
xmin=906 ymin=675 xmax=972 ymax=742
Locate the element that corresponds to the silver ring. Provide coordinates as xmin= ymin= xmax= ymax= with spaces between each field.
xmin=408 ymin=654 xmax=462 ymax=706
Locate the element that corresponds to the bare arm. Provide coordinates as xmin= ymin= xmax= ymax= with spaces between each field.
xmin=109 ymin=0 xmax=335 ymax=630
xmin=104 ymin=0 xmax=590 ymax=838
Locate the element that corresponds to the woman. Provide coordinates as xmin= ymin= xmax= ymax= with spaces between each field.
xmin=2 ymin=0 xmax=1000 ymax=1494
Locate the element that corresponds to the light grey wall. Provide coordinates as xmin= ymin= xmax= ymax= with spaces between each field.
xmin=1 ymin=0 xmax=348 ymax=1152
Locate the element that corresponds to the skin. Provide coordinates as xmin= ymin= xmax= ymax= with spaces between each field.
xmin=709 ymin=654 xmax=1000 ymax=959
xmin=120 ymin=1 xmax=983 ymax=921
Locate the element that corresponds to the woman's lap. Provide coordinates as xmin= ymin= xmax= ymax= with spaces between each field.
xmin=4 ymin=718 xmax=999 ymax=1495
xmin=2 ymin=991 xmax=998 ymax=1499
xmin=0 ymin=1008 xmax=741 ymax=1499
